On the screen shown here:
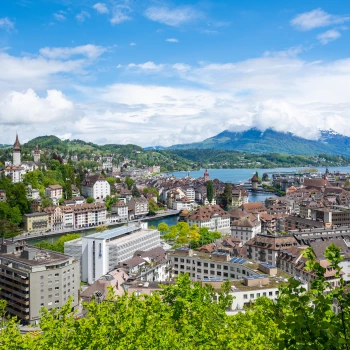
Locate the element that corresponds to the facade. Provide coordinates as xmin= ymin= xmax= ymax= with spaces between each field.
xmin=111 ymin=201 xmax=129 ymax=219
xmin=33 ymin=145 xmax=40 ymax=164
xmin=23 ymin=213 xmax=50 ymax=233
xmin=0 ymin=190 xmax=6 ymax=202
xmin=81 ymin=174 xmax=111 ymax=200
xmin=170 ymin=248 xmax=264 ymax=281
xmin=13 ymin=134 xmax=21 ymax=166
xmin=4 ymin=165 xmax=24 ymax=183
xmin=231 ymin=215 xmax=261 ymax=244
xmin=245 ymin=234 xmax=299 ymax=265
xmin=42 ymin=203 xmax=107 ymax=231
xmin=45 ymin=184 xmax=63 ymax=200
xmin=184 ymin=205 xmax=231 ymax=233
xmin=65 ymin=224 xmax=161 ymax=284
xmin=0 ymin=240 xmax=79 ymax=325
xmin=128 ymin=197 xmax=149 ymax=219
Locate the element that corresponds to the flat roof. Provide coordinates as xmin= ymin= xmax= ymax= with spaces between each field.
xmin=84 ymin=225 xmax=141 ymax=240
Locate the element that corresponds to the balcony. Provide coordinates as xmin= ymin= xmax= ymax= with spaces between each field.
xmin=0 ymin=271 xmax=29 ymax=284
xmin=0 ymin=276 xmax=29 ymax=290
xmin=0 ymin=291 xmax=29 ymax=305
xmin=5 ymin=305 xmax=29 ymax=320
xmin=0 ymin=284 xmax=29 ymax=299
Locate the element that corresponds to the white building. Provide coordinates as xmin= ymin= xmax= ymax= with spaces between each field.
xmin=111 ymin=201 xmax=129 ymax=219
xmin=231 ymin=215 xmax=261 ymax=244
xmin=81 ymin=174 xmax=110 ymax=200
xmin=65 ymin=224 xmax=161 ymax=284
xmin=45 ymin=185 xmax=63 ymax=200
xmin=184 ymin=205 xmax=231 ymax=233
xmin=4 ymin=166 xmax=24 ymax=183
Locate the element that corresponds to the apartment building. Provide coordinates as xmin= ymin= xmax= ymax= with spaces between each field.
xmin=65 ymin=224 xmax=160 ymax=284
xmin=44 ymin=185 xmax=63 ymax=201
xmin=0 ymin=240 xmax=79 ymax=325
xmin=81 ymin=174 xmax=110 ymax=200
xmin=184 ymin=205 xmax=231 ymax=233
xmin=231 ymin=214 xmax=261 ymax=244
xmin=23 ymin=213 xmax=50 ymax=233
xmin=169 ymin=248 xmax=263 ymax=281
xmin=128 ymin=197 xmax=149 ymax=219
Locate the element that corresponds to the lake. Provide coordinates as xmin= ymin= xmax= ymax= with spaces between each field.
xmin=169 ymin=166 xmax=350 ymax=184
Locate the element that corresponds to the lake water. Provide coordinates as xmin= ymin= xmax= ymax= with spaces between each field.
xmin=169 ymin=166 xmax=350 ymax=184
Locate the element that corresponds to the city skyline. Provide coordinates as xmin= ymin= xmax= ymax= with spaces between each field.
xmin=1 ymin=0 xmax=350 ymax=146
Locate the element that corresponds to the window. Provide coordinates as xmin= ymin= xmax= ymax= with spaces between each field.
xmin=40 ymin=275 xmax=44 ymax=280
xmin=217 ymin=264 xmax=221 ymax=269
xmin=55 ymin=287 xmax=59 ymax=290
xmin=243 ymin=294 xmax=248 ymax=299
xmin=48 ymin=274 xmax=52 ymax=278
xmin=48 ymin=302 xmax=52 ymax=306
xmin=180 ymin=265 xmax=184 ymax=270
xmin=250 ymin=294 xmax=254 ymax=299
xmin=263 ymin=292 xmax=266 ymax=296
xmin=55 ymin=273 xmax=59 ymax=277
xmin=210 ymin=270 xmax=215 ymax=275
xmin=269 ymin=292 xmax=273 ymax=296
xmin=197 ymin=261 xmax=201 ymax=266
xmin=41 ymin=303 xmax=44 ymax=306
xmin=48 ymin=295 xmax=52 ymax=298
xmin=223 ymin=272 xmax=228 ymax=277
xmin=197 ymin=269 xmax=201 ymax=273
xmin=257 ymin=293 xmax=260 ymax=297
xmin=186 ymin=259 xmax=191 ymax=264
xmin=210 ymin=263 xmax=215 ymax=268
xmin=180 ymin=258 xmax=184 ymax=263
xmin=223 ymin=265 xmax=228 ymax=271
xmin=40 ymin=289 xmax=44 ymax=293
xmin=217 ymin=271 xmax=221 ymax=276
xmin=48 ymin=281 xmax=52 ymax=285
xmin=204 ymin=269 xmax=208 ymax=274
xmin=230 ymin=274 xmax=235 ymax=278
xmin=48 ymin=288 xmax=52 ymax=292
xmin=40 ymin=282 xmax=44 ymax=287
xmin=204 ymin=263 xmax=208 ymax=267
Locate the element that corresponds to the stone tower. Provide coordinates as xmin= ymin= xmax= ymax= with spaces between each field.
xmin=33 ymin=145 xmax=40 ymax=164
xmin=13 ymin=134 xmax=21 ymax=166
xmin=204 ymin=169 xmax=210 ymax=182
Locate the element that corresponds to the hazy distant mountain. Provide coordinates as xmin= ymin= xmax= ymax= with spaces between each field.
xmin=168 ymin=128 xmax=350 ymax=156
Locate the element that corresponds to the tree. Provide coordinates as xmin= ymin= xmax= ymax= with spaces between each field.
xmin=95 ymin=225 xmax=108 ymax=233
xmin=157 ymin=222 xmax=169 ymax=235
xmin=132 ymin=185 xmax=141 ymax=198
xmin=86 ymin=197 xmax=94 ymax=204
xmin=221 ymin=183 xmax=232 ymax=209
xmin=125 ymin=177 xmax=134 ymax=190
xmin=41 ymin=198 xmax=53 ymax=208
xmin=148 ymin=199 xmax=159 ymax=215
xmin=35 ymin=234 xmax=81 ymax=253
xmin=206 ymin=180 xmax=214 ymax=203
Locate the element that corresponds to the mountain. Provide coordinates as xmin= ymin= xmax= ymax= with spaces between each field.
xmin=168 ymin=128 xmax=350 ymax=156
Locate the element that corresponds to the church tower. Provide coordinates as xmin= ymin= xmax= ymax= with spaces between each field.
xmin=13 ymin=134 xmax=21 ymax=166
xmin=34 ymin=145 xmax=40 ymax=164
xmin=204 ymin=169 xmax=210 ymax=182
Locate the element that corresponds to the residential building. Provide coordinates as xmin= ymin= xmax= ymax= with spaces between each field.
xmin=0 ymin=240 xmax=79 ymax=325
xmin=111 ymin=201 xmax=129 ymax=220
xmin=23 ymin=213 xmax=50 ymax=233
xmin=45 ymin=185 xmax=63 ymax=201
xmin=245 ymin=234 xmax=299 ymax=265
xmin=26 ymin=185 xmax=40 ymax=200
xmin=64 ymin=224 xmax=161 ymax=284
xmin=241 ymin=202 xmax=267 ymax=214
xmin=128 ymin=197 xmax=149 ymax=219
xmin=4 ymin=165 xmax=24 ymax=183
xmin=71 ymin=184 xmax=80 ymax=197
xmin=183 ymin=205 xmax=231 ymax=233
xmin=231 ymin=214 xmax=261 ymax=244
xmin=284 ymin=216 xmax=324 ymax=231
xmin=170 ymin=248 xmax=264 ymax=281
xmin=33 ymin=145 xmax=40 ymax=164
xmin=81 ymin=174 xmax=110 ymax=200
xmin=0 ymin=190 xmax=6 ymax=202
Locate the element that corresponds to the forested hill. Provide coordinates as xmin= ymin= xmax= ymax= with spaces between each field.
xmin=168 ymin=128 xmax=350 ymax=157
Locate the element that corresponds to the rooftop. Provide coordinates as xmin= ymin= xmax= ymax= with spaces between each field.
xmin=84 ymin=225 xmax=142 ymax=240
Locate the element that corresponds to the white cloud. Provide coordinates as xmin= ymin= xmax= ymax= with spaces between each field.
xmin=76 ymin=11 xmax=91 ymax=23
xmin=129 ymin=42 xmax=136 ymax=46
xmin=0 ymin=17 xmax=15 ymax=31
xmin=0 ymin=89 xmax=74 ymax=124
xmin=291 ymin=8 xmax=350 ymax=31
xmin=317 ymin=29 xmax=341 ymax=44
xmin=128 ymin=61 xmax=165 ymax=71
xmin=39 ymin=44 xmax=106 ymax=59
xmin=166 ymin=38 xmax=179 ymax=43
xmin=53 ymin=13 xmax=66 ymax=21
xmin=93 ymin=3 xmax=109 ymax=14
xmin=110 ymin=4 xmax=132 ymax=24
xmin=144 ymin=6 xmax=202 ymax=26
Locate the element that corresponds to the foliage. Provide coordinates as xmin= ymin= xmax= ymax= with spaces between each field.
xmin=221 ymin=183 xmax=232 ymax=209
xmin=3 ymin=244 xmax=350 ymax=349
xmin=0 ymin=177 xmax=29 ymax=215
xmin=189 ymin=227 xmax=222 ymax=249
xmin=105 ymin=195 xmax=119 ymax=211
xmin=206 ymin=180 xmax=214 ymax=203
xmin=148 ymin=199 xmax=159 ymax=215
xmin=0 ymin=219 xmax=21 ymax=238
xmin=157 ymin=222 xmax=169 ymax=234
xmin=95 ymin=225 xmax=108 ymax=233
xmin=86 ymin=197 xmax=94 ymax=204
xmin=131 ymin=185 xmax=141 ymax=198
xmin=125 ymin=177 xmax=134 ymax=190
xmin=35 ymin=233 xmax=81 ymax=253
xmin=0 ymin=202 xmax=22 ymax=225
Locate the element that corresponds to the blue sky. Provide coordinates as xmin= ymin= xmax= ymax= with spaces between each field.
xmin=1 ymin=0 xmax=350 ymax=146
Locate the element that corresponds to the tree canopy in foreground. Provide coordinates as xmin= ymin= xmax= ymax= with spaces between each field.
xmin=1 ymin=244 xmax=350 ymax=349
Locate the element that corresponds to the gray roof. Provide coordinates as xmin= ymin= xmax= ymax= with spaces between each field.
xmin=84 ymin=225 xmax=140 ymax=240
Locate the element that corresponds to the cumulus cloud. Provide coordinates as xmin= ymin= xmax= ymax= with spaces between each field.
xmin=128 ymin=61 xmax=165 ymax=71
xmin=0 ymin=17 xmax=15 ymax=31
xmin=291 ymin=8 xmax=350 ymax=31
xmin=144 ymin=6 xmax=202 ymax=26
xmin=110 ymin=4 xmax=132 ymax=24
xmin=53 ymin=12 xmax=66 ymax=21
xmin=317 ymin=29 xmax=341 ymax=44
xmin=93 ymin=3 xmax=109 ymax=14
xmin=129 ymin=42 xmax=136 ymax=46
xmin=166 ymin=38 xmax=179 ymax=43
xmin=76 ymin=11 xmax=91 ymax=23
xmin=39 ymin=44 xmax=106 ymax=59
xmin=0 ymin=89 xmax=74 ymax=124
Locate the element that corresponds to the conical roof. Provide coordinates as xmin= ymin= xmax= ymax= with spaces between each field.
xmin=13 ymin=134 xmax=21 ymax=151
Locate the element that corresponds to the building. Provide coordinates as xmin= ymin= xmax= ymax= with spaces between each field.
xmin=12 ymin=134 xmax=21 ymax=166
xmin=184 ymin=205 xmax=231 ymax=233
xmin=45 ymin=184 xmax=63 ymax=201
xmin=81 ymin=174 xmax=110 ymax=200
xmin=245 ymin=234 xmax=299 ymax=265
xmin=111 ymin=201 xmax=129 ymax=220
xmin=241 ymin=202 xmax=267 ymax=214
xmin=251 ymin=174 xmax=259 ymax=190
xmin=170 ymin=248 xmax=265 ymax=281
xmin=4 ymin=165 xmax=24 ymax=183
xmin=71 ymin=184 xmax=81 ymax=197
xmin=23 ymin=213 xmax=50 ymax=233
xmin=42 ymin=203 xmax=107 ymax=231
xmin=0 ymin=240 xmax=79 ymax=325
xmin=33 ymin=145 xmax=40 ymax=164
xmin=0 ymin=189 xmax=6 ymax=202
xmin=26 ymin=185 xmax=40 ymax=200
xmin=64 ymin=224 xmax=161 ymax=284
xmin=204 ymin=169 xmax=210 ymax=182
xmin=231 ymin=214 xmax=261 ymax=244
xmin=128 ymin=197 xmax=149 ymax=219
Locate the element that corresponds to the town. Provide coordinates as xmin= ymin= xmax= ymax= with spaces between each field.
xmin=1 ymin=134 xmax=350 ymax=331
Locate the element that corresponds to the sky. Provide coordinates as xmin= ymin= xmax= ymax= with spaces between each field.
xmin=1 ymin=0 xmax=350 ymax=147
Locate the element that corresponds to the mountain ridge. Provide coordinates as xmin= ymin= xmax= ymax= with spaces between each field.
xmin=168 ymin=128 xmax=350 ymax=156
